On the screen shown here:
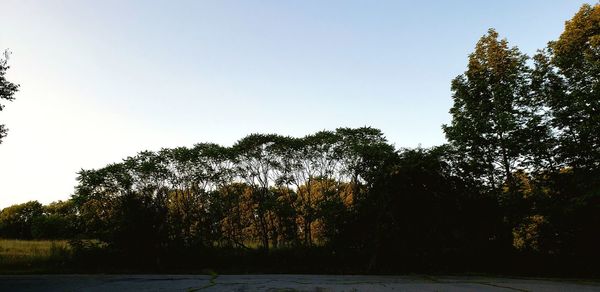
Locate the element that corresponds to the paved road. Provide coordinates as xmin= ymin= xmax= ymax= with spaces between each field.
xmin=0 ymin=274 xmax=599 ymax=291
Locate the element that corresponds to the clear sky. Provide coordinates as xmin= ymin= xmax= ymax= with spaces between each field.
xmin=0 ymin=0 xmax=594 ymax=207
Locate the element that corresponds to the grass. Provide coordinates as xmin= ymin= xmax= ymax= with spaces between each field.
xmin=0 ymin=239 xmax=71 ymax=273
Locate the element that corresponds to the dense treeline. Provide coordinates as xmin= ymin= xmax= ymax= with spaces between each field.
xmin=72 ymin=127 xmax=394 ymax=252
xmin=1 ymin=3 xmax=599 ymax=274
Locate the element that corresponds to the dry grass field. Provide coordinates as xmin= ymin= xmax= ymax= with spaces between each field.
xmin=0 ymin=239 xmax=71 ymax=273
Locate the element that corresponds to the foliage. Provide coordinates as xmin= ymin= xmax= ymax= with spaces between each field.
xmin=0 ymin=201 xmax=43 ymax=239
xmin=0 ymin=50 xmax=19 ymax=144
xmin=443 ymin=29 xmax=538 ymax=192
xmin=547 ymin=3 xmax=600 ymax=170
xmin=1 ymin=3 xmax=599 ymax=276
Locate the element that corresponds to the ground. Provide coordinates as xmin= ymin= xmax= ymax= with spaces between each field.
xmin=0 ymin=274 xmax=599 ymax=291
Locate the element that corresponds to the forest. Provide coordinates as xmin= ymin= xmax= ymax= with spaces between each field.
xmin=0 ymin=3 xmax=599 ymax=275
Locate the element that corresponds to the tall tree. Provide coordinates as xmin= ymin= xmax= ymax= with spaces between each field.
xmin=285 ymin=131 xmax=341 ymax=246
xmin=547 ymin=3 xmax=600 ymax=170
xmin=232 ymin=134 xmax=286 ymax=250
xmin=443 ymin=29 xmax=532 ymax=191
xmin=0 ymin=50 xmax=19 ymax=144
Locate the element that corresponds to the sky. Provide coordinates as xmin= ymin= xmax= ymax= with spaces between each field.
xmin=0 ymin=0 xmax=594 ymax=207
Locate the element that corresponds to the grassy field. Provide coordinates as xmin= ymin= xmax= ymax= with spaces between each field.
xmin=0 ymin=239 xmax=71 ymax=273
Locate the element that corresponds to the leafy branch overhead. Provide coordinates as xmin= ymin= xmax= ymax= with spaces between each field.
xmin=0 ymin=50 xmax=19 ymax=144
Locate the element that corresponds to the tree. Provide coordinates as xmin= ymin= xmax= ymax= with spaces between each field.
xmin=443 ymin=29 xmax=533 ymax=191
xmin=528 ymin=50 xmax=564 ymax=171
xmin=0 ymin=201 xmax=43 ymax=239
xmin=214 ymin=182 xmax=254 ymax=248
xmin=232 ymin=134 xmax=287 ymax=250
xmin=31 ymin=200 xmax=78 ymax=239
xmin=547 ymin=3 xmax=600 ymax=170
xmin=284 ymin=131 xmax=341 ymax=246
xmin=359 ymin=147 xmax=503 ymax=270
xmin=0 ymin=50 xmax=19 ymax=144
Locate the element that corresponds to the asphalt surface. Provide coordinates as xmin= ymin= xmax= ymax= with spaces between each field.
xmin=0 ymin=274 xmax=599 ymax=291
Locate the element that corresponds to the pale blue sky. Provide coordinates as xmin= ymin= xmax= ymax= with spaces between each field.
xmin=0 ymin=0 xmax=593 ymax=207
